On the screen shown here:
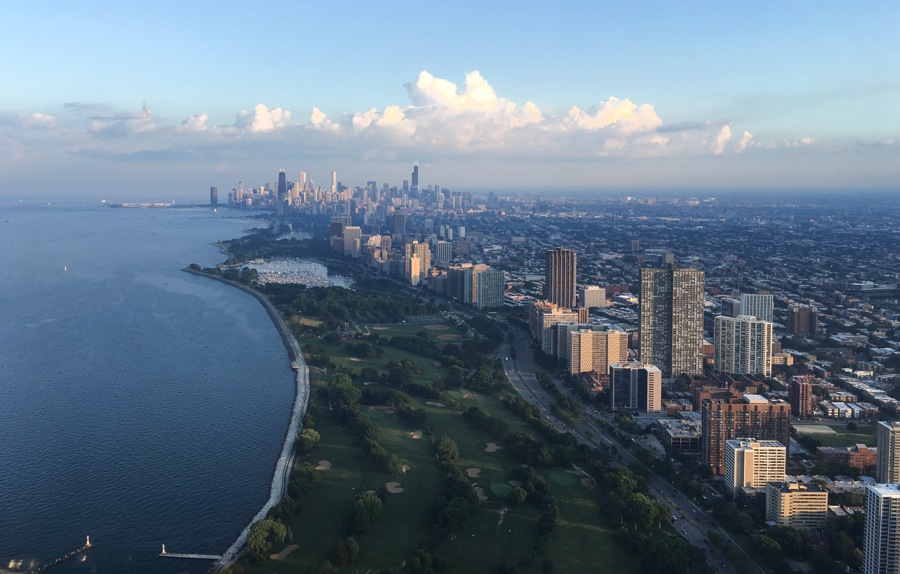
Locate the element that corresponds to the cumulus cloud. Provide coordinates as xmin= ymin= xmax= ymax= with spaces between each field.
xmin=736 ymin=130 xmax=754 ymax=152
xmin=234 ymin=103 xmax=291 ymax=132
xmin=307 ymin=106 xmax=339 ymax=132
xmin=19 ymin=112 xmax=56 ymax=127
xmin=709 ymin=124 xmax=732 ymax=155
xmin=565 ymin=97 xmax=662 ymax=133
xmin=180 ymin=113 xmax=209 ymax=133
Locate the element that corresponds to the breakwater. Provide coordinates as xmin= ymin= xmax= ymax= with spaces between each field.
xmin=183 ymin=270 xmax=310 ymax=568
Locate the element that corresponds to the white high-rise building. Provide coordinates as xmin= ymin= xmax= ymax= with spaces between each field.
xmin=433 ymin=240 xmax=452 ymax=263
xmin=476 ymin=268 xmax=505 ymax=310
xmin=741 ymin=293 xmax=774 ymax=323
xmin=724 ymin=438 xmax=786 ymax=495
xmin=714 ymin=315 xmax=773 ymax=377
xmin=578 ymin=285 xmax=606 ymax=309
xmin=864 ymin=484 xmax=900 ymax=574
xmin=877 ymin=421 xmax=900 ymax=483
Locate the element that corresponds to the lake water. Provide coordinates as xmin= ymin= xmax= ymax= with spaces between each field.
xmin=0 ymin=201 xmax=295 ymax=573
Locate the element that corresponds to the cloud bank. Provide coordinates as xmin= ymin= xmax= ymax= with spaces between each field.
xmin=4 ymin=69 xmax=889 ymax=195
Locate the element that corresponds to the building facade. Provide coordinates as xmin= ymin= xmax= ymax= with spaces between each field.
xmin=864 ymin=484 xmax=900 ymax=574
xmin=639 ymin=266 xmax=705 ymax=377
xmin=741 ymin=293 xmax=774 ymax=323
xmin=476 ymin=268 xmax=505 ymax=310
xmin=789 ymin=378 xmax=816 ymax=417
xmin=544 ymin=248 xmax=577 ymax=309
xmin=876 ymin=421 xmax=900 ymax=483
xmin=787 ymin=304 xmax=818 ymax=334
xmin=714 ymin=315 xmax=773 ymax=377
xmin=766 ymin=482 xmax=828 ymax=530
xmin=724 ymin=438 xmax=786 ymax=494
xmin=609 ymin=363 xmax=662 ymax=412
xmin=578 ymin=285 xmax=606 ymax=309
xmin=701 ymin=395 xmax=791 ymax=475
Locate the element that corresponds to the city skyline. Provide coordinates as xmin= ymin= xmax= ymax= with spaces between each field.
xmin=2 ymin=1 xmax=899 ymax=199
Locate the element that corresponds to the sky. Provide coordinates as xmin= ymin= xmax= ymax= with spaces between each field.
xmin=2 ymin=1 xmax=899 ymax=200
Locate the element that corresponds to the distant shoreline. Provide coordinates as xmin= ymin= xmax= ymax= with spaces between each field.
xmin=183 ymin=268 xmax=310 ymax=567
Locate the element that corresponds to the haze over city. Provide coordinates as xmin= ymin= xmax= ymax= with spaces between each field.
xmin=2 ymin=0 xmax=899 ymax=198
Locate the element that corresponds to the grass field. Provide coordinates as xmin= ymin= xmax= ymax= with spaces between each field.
xmin=816 ymin=424 xmax=876 ymax=448
xmin=241 ymin=319 xmax=636 ymax=574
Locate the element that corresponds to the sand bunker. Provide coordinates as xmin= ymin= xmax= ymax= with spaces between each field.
xmin=485 ymin=442 xmax=503 ymax=453
xmin=372 ymin=326 xmax=388 ymax=330
xmin=467 ymin=468 xmax=482 ymax=478
xmin=349 ymin=357 xmax=361 ymax=362
xmin=425 ymin=401 xmax=446 ymax=408
xmin=408 ymin=430 xmax=423 ymax=439
xmin=315 ymin=460 xmax=333 ymax=471
xmin=565 ymin=469 xmax=584 ymax=476
xmin=424 ymin=324 xmax=450 ymax=330
xmin=460 ymin=388 xmax=477 ymax=398
xmin=473 ymin=486 xmax=489 ymax=502
xmin=508 ymin=480 xmax=524 ymax=487
xmin=401 ymin=464 xmax=412 ymax=473
xmin=368 ymin=406 xmax=396 ymax=414
xmin=581 ymin=477 xmax=597 ymax=488
xmin=270 ymin=544 xmax=299 ymax=560
xmin=437 ymin=334 xmax=462 ymax=341
xmin=386 ymin=481 xmax=404 ymax=494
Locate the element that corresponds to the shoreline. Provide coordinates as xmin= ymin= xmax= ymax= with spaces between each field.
xmin=183 ymin=268 xmax=310 ymax=569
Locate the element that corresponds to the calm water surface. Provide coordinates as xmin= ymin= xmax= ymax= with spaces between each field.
xmin=0 ymin=201 xmax=294 ymax=573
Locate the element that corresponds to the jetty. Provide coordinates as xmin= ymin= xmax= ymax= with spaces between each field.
xmin=26 ymin=536 xmax=92 ymax=573
xmin=159 ymin=544 xmax=222 ymax=560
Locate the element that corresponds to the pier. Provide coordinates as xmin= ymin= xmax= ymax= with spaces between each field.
xmin=159 ymin=544 xmax=222 ymax=560
xmin=26 ymin=536 xmax=92 ymax=573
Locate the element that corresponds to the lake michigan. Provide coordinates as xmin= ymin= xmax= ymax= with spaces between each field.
xmin=0 ymin=200 xmax=295 ymax=573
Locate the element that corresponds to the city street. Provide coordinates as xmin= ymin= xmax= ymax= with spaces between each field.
xmin=502 ymin=326 xmax=757 ymax=574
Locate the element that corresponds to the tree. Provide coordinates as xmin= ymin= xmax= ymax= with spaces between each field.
xmin=435 ymin=436 xmax=459 ymax=462
xmin=247 ymin=518 xmax=287 ymax=562
xmin=296 ymin=428 xmax=320 ymax=453
xmin=509 ymin=487 xmax=527 ymax=505
xmin=350 ymin=491 xmax=383 ymax=533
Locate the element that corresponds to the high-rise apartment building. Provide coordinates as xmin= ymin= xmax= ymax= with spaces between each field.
xmin=476 ymin=268 xmax=505 ymax=310
xmin=433 ymin=240 xmax=452 ymax=263
xmin=567 ymin=330 xmax=629 ymax=377
xmin=714 ymin=315 xmax=773 ymax=377
xmin=789 ymin=378 xmax=815 ymax=417
xmin=741 ymin=293 xmax=774 ymax=323
xmin=766 ymin=482 xmax=828 ymax=530
xmin=342 ymin=226 xmax=361 ymax=258
xmin=405 ymin=241 xmax=430 ymax=286
xmin=392 ymin=212 xmax=407 ymax=239
xmin=876 ymin=421 xmax=900 ymax=483
xmin=529 ymin=301 xmax=578 ymax=353
xmin=210 ymin=187 xmax=218 ymax=207
xmin=578 ymin=285 xmax=606 ymax=309
xmin=609 ymin=363 xmax=662 ymax=412
xmin=864 ymin=484 xmax=900 ymax=574
xmin=639 ymin=266 xmax=705 ymax=377
xmin=544 ymin=248 xmax=577 ymax=308
xmin=724 ymin=438 xmax=786 ymax=494
xmin=701 ymin=395 xmax=791 ymax=475
xmin=721 ymin=298 xmax=742 ymax=317
xmin=448 ymin=264 xmax=475 ymax=304
xmin=787 ymin=304 xmax=818 ymax=334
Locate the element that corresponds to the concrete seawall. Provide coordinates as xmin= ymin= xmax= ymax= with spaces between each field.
xmin=183 ymin=269 xmax=310 ymax=568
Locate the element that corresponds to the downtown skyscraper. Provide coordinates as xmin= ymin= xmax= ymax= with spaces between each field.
xmin=639 ymin=266 xmax=705 ymax=377
xmin=544 ymin=248 xmax=577 ymax=309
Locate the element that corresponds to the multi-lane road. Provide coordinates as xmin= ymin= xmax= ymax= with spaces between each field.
xmin=501 ymin=326 xmax=759 ymax=574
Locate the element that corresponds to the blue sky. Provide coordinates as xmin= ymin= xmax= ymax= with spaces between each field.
xmin=2 ymin=1 xmax=898 ymax=199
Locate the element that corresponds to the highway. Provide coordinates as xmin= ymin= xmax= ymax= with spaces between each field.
xmin=501 ymin=326 xmax=761 ymax=574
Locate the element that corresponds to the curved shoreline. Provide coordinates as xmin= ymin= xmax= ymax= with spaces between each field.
xmin=183 ymin=269 xmax=310 ymax=569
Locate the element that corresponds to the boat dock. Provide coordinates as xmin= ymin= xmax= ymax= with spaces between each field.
xmin=27 ymin=537 xmax=92 ymax=573
xmin=159 ymin=544 xmax=222 ymax=560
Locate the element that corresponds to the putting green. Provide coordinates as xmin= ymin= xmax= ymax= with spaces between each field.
xmin=491 ymin=483 xmax=513 ymax=498
xmin=550 ymin=471 xmax=578 ymax=487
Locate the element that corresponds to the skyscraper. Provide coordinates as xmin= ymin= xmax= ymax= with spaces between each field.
xmin=411 ymin=162 xmax=419 ymax=193
xmin=567 ymin=330 xmax=628 ymax=377
xmin=277 ymin=169 xmax=287 ymax=201
xmin=609 ymin=363 xmax=662 ymax=412
xmin=876 ymin=421 xmax=900 ymax=483
xmin=639 ymin=266 xmax=705 ymax=377
xmin=544 ymin=248 xmax=577 ymax=309
xmin=741 ymin=293 xmax=774 ymax=323
xmin=864 ymin=484 xmax=900 ymax=574
xmin=448 ymin=264 xmax=474 ymax=304
xmin=209 ymin=186 xmax=218 ymax=207
xmin=714 ymin=315 xmax=773 ymax=377
xmin=476 ymin=268 xmax=505 ymax=310
xmin=405 ymin=241 xmax=431 ymax=286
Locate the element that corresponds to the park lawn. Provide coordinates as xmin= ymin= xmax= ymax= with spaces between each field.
xmin=368 ymin=321 xmax=469 ymax=342
xmin=437 ymin=504 xmax=543 ymax=572
xmin=815 ymin=424 xmax=876 ymax=448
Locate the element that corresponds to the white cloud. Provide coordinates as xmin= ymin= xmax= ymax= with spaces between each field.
xmin=88 ymin=106 xmax=157 ymax=138
xmin=180 ymin=113 xmax=209 ymax=133
xmin=20 ymin=112 xmax=56 ymax=127
xmin=565 ymin=97 xmax=662 ymax=134
xmin=306 ymin=106 xmax=339 ymax=133
xmin=736 ymin=130 xmax=754 ymax=152
xmin=709 ymin=124 xmax=732 ymax=155
xmin=234 ymin=103 xmax=291 ymax=132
